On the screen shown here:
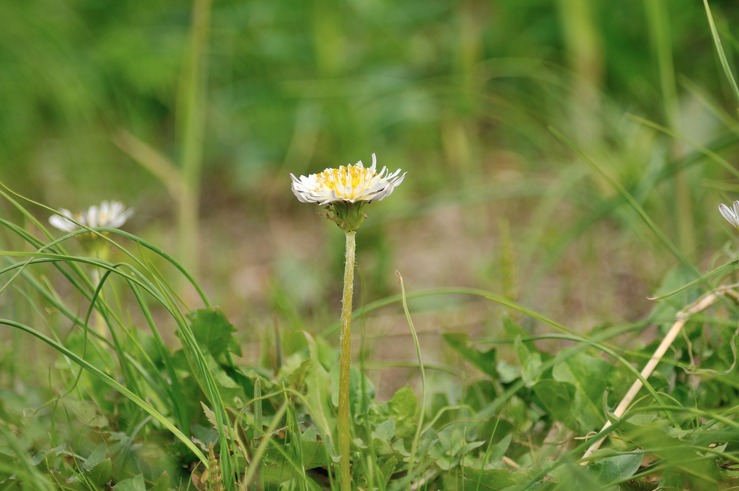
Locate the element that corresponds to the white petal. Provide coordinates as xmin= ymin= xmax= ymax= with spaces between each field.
xmin=49 ymin=201 xmax=133 ymax=233
xmin=49 ymin=211 xmax=78 ymax=232
xmin=719 ymin=203 xmax=739 ymax=227
xmin=290 ymin=154 xmax=404 ymax=205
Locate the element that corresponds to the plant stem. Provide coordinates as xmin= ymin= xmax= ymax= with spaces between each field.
xmin=396 ymin=271 xmax=426 ymax=487
xmin=647 ymin=0 xmax=695 ymax=259
xmin=581 ymin=286 xmax=729 ymax=462
xmin=177 ymin=0 xmax=212 ymax=277
xmin=90 ymin=240 xmax=110 ymax=337
xmin=557 ymin=0 xmax=603 ymax=147
xmin=338 ymin=230 xmax=356 ymax=491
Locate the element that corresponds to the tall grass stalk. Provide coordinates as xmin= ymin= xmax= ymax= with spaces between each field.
xmin=646 ymin=0 xmax=696 ymax=258
xmin=114 ymin=0 xmax=214 ymax=281
xmin=444 ymin=3 xmax=481 ymax=186
xmin=396 ymin=271 xmax=426 ymax=488
xmin=176 ymin=0 xmax=212 ymax=277
xmin=557 ymin=0 xmax=603 ymax=147
xmin=703 ymin=0 xmax=739 ymax=104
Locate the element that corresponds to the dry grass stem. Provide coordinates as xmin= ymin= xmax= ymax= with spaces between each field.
xmin=111 ymin=128 xmax=184 ymax=200
xmin=581 ymin=285 xmax=737 ymax=462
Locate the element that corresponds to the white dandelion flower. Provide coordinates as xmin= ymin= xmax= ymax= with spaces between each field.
xmin=49 ymin=201 xmax=134 ymax=233
xmin=290 ymin=153 xmax=406 ymax=206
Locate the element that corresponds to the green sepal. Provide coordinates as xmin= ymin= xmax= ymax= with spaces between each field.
xmin=326 ymin=201 xmax=368 ymax=232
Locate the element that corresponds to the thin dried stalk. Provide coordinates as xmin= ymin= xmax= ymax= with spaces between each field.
xmin=581 ymin=285 xmax=736 ymax=461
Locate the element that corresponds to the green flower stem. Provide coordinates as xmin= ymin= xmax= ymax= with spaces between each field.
xmin=90 ymin=240 xmax=110 ymax=337
xmin=338 ymin=229 xmax=356 ymax=491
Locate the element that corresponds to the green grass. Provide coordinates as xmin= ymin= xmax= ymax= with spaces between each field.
xmin=2 ymin=0 xmax=739 ymax=489
xmin=2 ymin=190 xmax=738 ymax=489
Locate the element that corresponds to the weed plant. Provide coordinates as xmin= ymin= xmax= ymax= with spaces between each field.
xmin=1 ymin=0 xmax=739 ymax=490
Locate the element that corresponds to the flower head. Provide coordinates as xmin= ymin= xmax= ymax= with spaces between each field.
xmin=290 ymin=153 xmax=405 ymax=206
xmin=719 ymin=201 xmax=739 ymax=229
xmin=290 ymin=154 xmax=405 ymax=232
xmin=49 ymin=201 xmax=134 ymax=233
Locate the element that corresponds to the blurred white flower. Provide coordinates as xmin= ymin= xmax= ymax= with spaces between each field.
xmin=49 ymin=201 xmax=134 ymax=233
xmin=719 ymin=201 xmax=739 ymax=229
xmin=290 ymin=153 xmax=406 ymax=206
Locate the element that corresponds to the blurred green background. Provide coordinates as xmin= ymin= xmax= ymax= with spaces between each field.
xmin=2 ymin=0 xmax=739 ymax=343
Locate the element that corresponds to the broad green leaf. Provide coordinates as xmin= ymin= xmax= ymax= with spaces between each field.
xmin=645 ymin=265 xmax=697 ymax=325
xmin=113 ymin=474 xmax=146 ymax=491
xmin=459 ymin=465 xmax=522 ymax=490
xmin=191 ymin=423 xmax=219 ymax=447
xmin=379 ymin=455 xmax=399 ymax=487
xmin=551 ymin=460 xmax=618 ymax=491
xmin=150 ymin=472 xmax=171 ymax=491
xmin=553 ymin=351 xmax=611 ymax=403
xmin=187 ymin=307 xmax=242 ymax=360
xmin=389 ymin=386 xmax=417 ymax=419
xmin=515 ymin=336 xmax=543 ymax=387
xmin=260 ymin=441 xmax=330 ymax=483
xmin=87 ymin=458 xmax=113 ymax=487
xmin=463 ymin=380 xmax=499 ymax=412
xmin=81 ymin=443 xmax=112 ymax=486
xmin=436 ymin=455 xmax=454 ymax=471
xmin=387 ymin=386 xmax=418 ymax=439
xmin=501 ymin=395 xmax=530 ymax=431
xmin=60 ymin=398 xmax=109 ymax=430
xmin=302 ymin=333 xmax=336 ymax=442
xmin=209 ymin=355 xmax=245 ymax=403
xmin=486 ymin=433 xmax=512 ymax=462
xmin=429 ymin=424 xmax=487 ymax=474
xmin=531 ymin=380 xmax=576 ymax=427
xmin=503 ymin=316 xmax=527 ymax=339
xmin=623 ymin=421 xmax=720 ymax=486
xmin=302 ymin=426 xmax=318 ymax=442
xmin=82 ymin=444 xmax=107 ymax=472
xmin=443 ymin=333 xmax=498 ymax=379
xmin=372 ymin=434 xmax=394 ymax=455
xmin=589 ymin=453 xmax=643 ymax=485
xmin=496 ymin=360 xmax=519 ymax=383
xmin=175 ymin=347 xmax=245 ymax=406
xmin=282 ymin=356 xmax=312 ymax=389
xmin=503 ymin=317 xmax=539 ymax=353
xmin=553 ymin=351 xmax=610 ymax=430
xmin=373 ymin=418 xmax=396 ymax=441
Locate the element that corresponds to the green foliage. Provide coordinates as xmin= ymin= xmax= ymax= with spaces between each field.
xmin=188 ymin=307 xmax=242 ymax=363
xmin=2 ymin=0 xmax=739 ymax=489
xmin=443 ymin=332 xmax=498 ymax=379
xmin=1 ymin=213 xmax=739 ymax=488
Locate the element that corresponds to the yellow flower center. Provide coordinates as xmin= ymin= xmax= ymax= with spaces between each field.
xmin=316 ymin=164 xmax=376 ymax=200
